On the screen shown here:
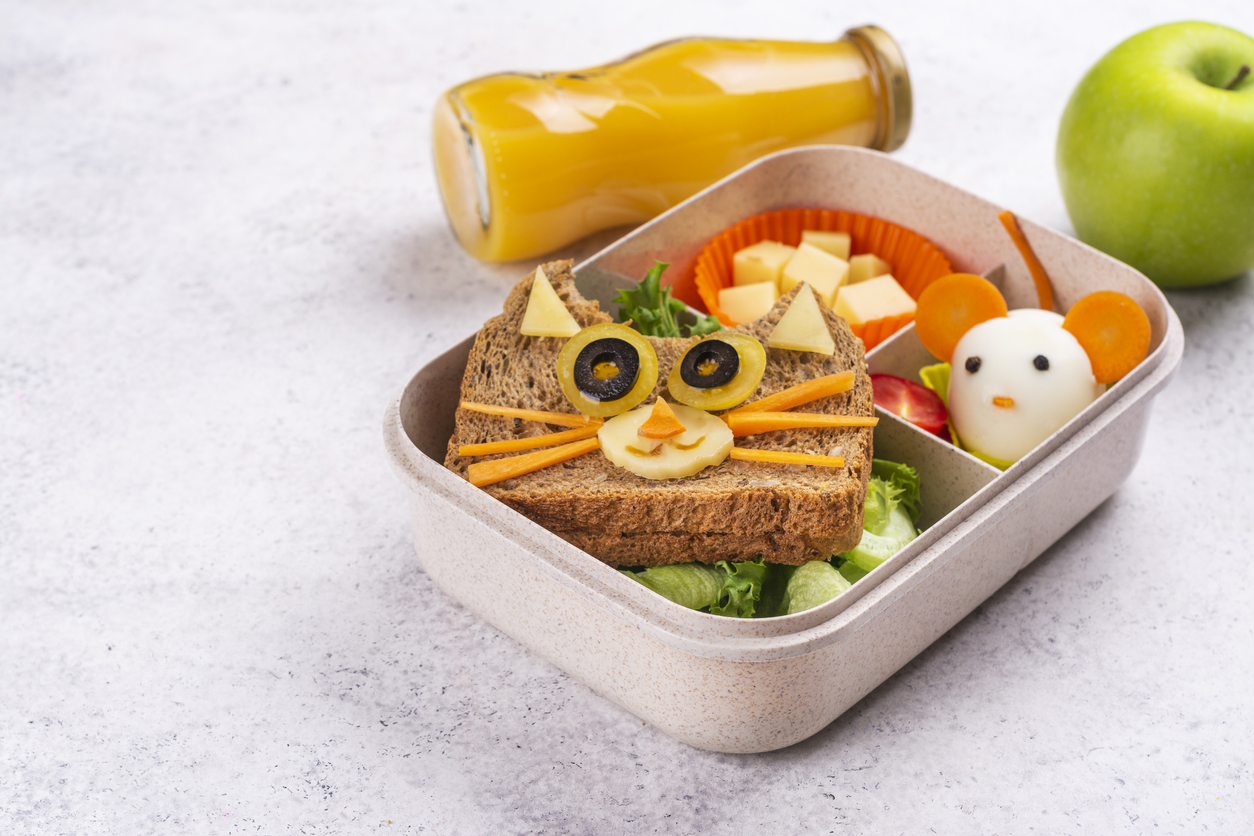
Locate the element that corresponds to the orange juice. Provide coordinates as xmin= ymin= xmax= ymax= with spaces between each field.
xmin=433 ymin=26 xmax=912 ymax=262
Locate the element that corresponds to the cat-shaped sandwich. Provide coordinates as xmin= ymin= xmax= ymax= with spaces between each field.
xmin=444 ymin=260 xmax=878 ymax=568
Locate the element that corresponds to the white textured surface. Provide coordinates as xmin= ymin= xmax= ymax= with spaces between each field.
xmin=3 ymin=1 xmax=1252 ymax=832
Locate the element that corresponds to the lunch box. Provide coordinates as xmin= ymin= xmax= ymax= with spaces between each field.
xmin=384 ymin=146 xmax=1183 ymax=753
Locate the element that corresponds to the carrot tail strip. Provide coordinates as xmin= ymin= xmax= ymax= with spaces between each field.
xmin=459 ymin=423 xmax=603 ymax=457
xmin=460 ymin=401 xmax=600 ymax=428
xmin=729 ymin=447 xmax=845 ymax=468
xmin=467 ymin=437 xmax=602 ymax=488
xmin=997 ymin=211 xmax=1055 ymax=312
xmin=726 ymin=411 xmax=878 ymax=438
xmin=729 ymin=371 xmax=855 ymax=415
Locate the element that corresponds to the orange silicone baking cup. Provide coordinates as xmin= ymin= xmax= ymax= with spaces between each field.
xmin=693 ymin=208 xmax=954 ymax=350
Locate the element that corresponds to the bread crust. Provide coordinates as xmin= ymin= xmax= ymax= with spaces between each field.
xmin=444 ymin=260 xmax=874 ymax=568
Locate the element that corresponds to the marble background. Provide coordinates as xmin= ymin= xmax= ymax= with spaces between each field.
xmin=3 ymin=1 xmax=1252 ymax=832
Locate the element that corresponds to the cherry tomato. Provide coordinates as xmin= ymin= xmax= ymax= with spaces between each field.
xmin=870 ymin=374 xmax=949 ymax=435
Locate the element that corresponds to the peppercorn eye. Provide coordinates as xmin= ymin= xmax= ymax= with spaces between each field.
xmin=965 ymin=356 xmax=982 ymax=373
xmin=1033 ymin=354 xmax=1050 ymax=371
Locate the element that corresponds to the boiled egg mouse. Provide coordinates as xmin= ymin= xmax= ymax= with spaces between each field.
xmin=949 ymin=309 xmax=1104 ymax=463
xmin=914 ymin=273 xmax=1151 ymax=468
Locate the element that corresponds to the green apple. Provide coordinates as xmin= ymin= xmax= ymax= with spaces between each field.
xmin=1057 ymin=22 xmax=1254 ymax=287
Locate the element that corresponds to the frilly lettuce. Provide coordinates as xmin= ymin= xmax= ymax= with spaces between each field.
xmin=709 ymin=559 xmax=769 ymax=618
xmin=622 ymin=557 xmax=786 ymax=618
xmin=840 ymin=460 xmax=921 ymax=573
xmin=621 ymin=557 xmax=772 ymax=617
xmin=614 ymin=261 xmax=724 ymax=338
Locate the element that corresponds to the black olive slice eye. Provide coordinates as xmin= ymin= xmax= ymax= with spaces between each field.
xmin=1033 ymin=354 xmax=1050 ymax=371
xmin=573 ymin=338 xmax=640 ymax=402
xmin=667 ymin=334 xmax=767 ymax=411
xmin=557 ymin=323 xmax=658 ymax=417
xmin=679 ymin=339 xmax=740 ymax=389
xmin=965 ymin=356 xmax=982 ymax=373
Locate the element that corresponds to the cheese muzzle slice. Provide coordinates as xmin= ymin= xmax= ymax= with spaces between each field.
xmin=599 ymin=401 xmax=734 ymax=480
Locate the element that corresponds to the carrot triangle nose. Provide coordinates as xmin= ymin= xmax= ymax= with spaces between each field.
xmin=637 ymin=398 xmax=687 ymax=439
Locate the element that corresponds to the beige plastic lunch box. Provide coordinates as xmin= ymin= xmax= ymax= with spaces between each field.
xmin=384 ymin=147 xmax=1183 ymax=754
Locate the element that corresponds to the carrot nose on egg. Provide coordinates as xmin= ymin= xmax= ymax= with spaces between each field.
xmin=992 ymin=396 xmax=1015 ymax=408
xmin=637 ymin=398 xmax=687 ymax=439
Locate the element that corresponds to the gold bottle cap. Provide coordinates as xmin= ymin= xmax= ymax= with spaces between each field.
xmin=844 ymin=25 xmax=913 ymax=152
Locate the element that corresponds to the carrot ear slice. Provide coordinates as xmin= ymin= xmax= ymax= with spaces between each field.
xmin=1062 ymin=291 xmax=1151 ymax=384
xmin=914 ymin=273 xmax=1008 ymax=363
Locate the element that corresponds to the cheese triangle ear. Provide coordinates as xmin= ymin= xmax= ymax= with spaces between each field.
xmin=767 ymin=284 xmax=836 ymax=355
xmin=520 ymin=265 xmax=582 ymax=338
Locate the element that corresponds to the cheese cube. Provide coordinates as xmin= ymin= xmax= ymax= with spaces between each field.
xmin=801 ymin=230 xmax=852 ymax=261
xmin=780 ymin=243 xmax=849 ymax=307
xmin=833 ymin=274 xmax=917 ymax=326
xmin=847 ymin=253 xmax=893 ymax=285
xmin=732 ymin=240 xmax=795 ymax=288
xmin=718 ymin=281 xmax=777 ymax=324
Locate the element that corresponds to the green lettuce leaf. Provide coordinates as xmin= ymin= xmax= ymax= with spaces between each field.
xmin=836 ymin=559 xmax=869 ymax=585
xmin=842 ymin=523 xmax=915 ymax=574
xmin=623 ymin=459 xmax=923 ymax=616
xmin=871 ymin=459 xmax=921 ymax=525
xmin=781 ymin=561 xmax=852 ymax=615
xmin=841 ymin=460 xmax=922 ymax=574
xmin=621 ymin=558 xmax=769 ymax=617
xmin=710 ymin=558 xmax=768 ymax=617
xmin=918 ymin=362 xmax=951 ymax=410
xmin=755 ymin=563 xmax=796 ymax=618
xmin=860 ymin=473 xmax=901 ymax=535
xmin=686 ymin=312 xmax=725 ymax=337
xmin=620 ymin=563 xmax=724 ymax=610
xmin=614 ymin=261 xmax=723 ymax=338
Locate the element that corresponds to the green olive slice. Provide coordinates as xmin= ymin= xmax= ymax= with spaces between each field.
xmin=558 ymin=323 xmax=658 ymax=417
xmin=667 ymin=334 xmax=767 ymax=411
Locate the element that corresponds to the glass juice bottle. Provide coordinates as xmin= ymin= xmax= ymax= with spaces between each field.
xmin=433 ymin=25 xmax=912 ymax=262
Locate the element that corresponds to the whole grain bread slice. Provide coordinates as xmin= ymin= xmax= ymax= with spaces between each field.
xmin=444 ymin=260 xmax=875 ymax=567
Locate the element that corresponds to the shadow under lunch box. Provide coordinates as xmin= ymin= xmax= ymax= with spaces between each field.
xmin=384 ymin=146 xmax=1183 ymax=754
